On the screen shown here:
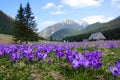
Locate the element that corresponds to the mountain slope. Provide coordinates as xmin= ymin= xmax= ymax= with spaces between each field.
xmin=0 ymin=34 xmax=13 ymax=44
xmin=78 ymin=20 xmax=89 ymax=29
xmin=63 ymin=16 xmax=120 ymax=41
xmin=82 ymin=16 xmax=120 ymax=34
xmin=0 ymin=10 xmax=14 ymax=35
xmin=81 ymin=22 xmax=103 ymax=33
xmin=40 ymin=19 xmax=88 ymax=38
xmin=51 ymin=28 xmax=81 ymax=39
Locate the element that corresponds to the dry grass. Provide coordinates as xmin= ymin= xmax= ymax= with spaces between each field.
xmin=0 ymin=34 xmax=14 ymax=44
xmin=0 ymin=34 xmax=60 ymax=44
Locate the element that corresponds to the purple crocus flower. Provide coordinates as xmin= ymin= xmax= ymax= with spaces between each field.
xmin=115 ymin=61 xmax=120 ymax=68
xmin=21 ymin=47 xmax=34 ymax=62
xmin=36 ymin=46 xmax=48 ymax=61
xmin=72 ymin=59 xmax=81 ymax=69
xmin=83 ymin=59 xmax=91 ymax=68
xmin=110 ymin=61 xmax=120 ymax=80
xmin=96 ymin=44 xmax=99 ymax=48
xmin=48 ymin=59 xmax=52 ymax=64
xmin=74 ymin=52 xmax=84 ymax=60
xmin=84 ymin=51 xmax=103 ymax=69
xmin=56 ymin=51 xmax=64 ymax=59
xmin=66 ymin=54 xmax=73 ymax=63
xmin=108 ymin=43 xmax=117 ymax=49
xmin=27 ymin=53 xmax=34 ymax=62
xmin=110 ymin=65 xmax=119 ymax=79
xmin=22 ymin=48 xmax=33 ymax=58
xmin=37 ymin=52 xmax=44 ymax=61
xmin=92 ymin=60 xmax=102 ymax=69
xmin=43 ymin=53 xmax=48 ymax=59
xmin=55 ymin=48 xmax=65 ymax=59
xmin=10 ymin=53 xmax=20 ymax=63
xmin=0 ymin=49 xmax=3 ymax=56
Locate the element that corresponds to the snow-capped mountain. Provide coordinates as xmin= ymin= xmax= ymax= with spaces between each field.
xmin=62 ymin=19 xmax=77 ymax=24
xmin=39 ymin=19 xmax=89 ymax=38
xmin=79 ymin=20 xmax=89 ymax=29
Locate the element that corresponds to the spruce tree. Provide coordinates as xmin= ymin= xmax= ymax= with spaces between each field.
xmin=13 ymin=3 xmax=39 ymax=44
xmin=13 ymin=4 xmax=26 ymax=44
xmin=24 ymin=2 xmax=39 ymax=43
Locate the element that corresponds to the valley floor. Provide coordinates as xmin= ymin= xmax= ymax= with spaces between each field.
xmin=0 ymin=41 xmax=120 ymax=80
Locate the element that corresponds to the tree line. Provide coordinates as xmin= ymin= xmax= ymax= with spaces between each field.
xmin=63 ymin=16 xmax=120 ymax=42
xmin=63 ymin=27 xmax=120 ymax=42
xmin=13 ymin=2 xmax=39 ymax=44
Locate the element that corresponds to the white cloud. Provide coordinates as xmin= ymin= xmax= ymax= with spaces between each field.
xmin=81 ymin=15 xmax=114 ymax=24
xmin=50 ymin=10 xmax=66 ymax=15
xmin=57 ymin=5 xmax=64 ymax=9
xmin=61 ymin=0 xmax=103 ymax=8
xmin=42 ymin=2 xmax=55 ymax=9
xmin=41 ymin=21 xmax=56 ymax=27
xmin=111 ymin=0 xmax=120 ymax=8
xmin=42 ymin=2 xmax=63 ymax=9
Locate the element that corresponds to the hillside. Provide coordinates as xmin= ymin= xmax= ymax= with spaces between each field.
xmin=82 ymin=16 xmax=120 ymax=34
xmin=40 ymin=19 xmax=88 ymax=38
xmin=0 ymin=34 xmax=13 ymax=44
xmin=63 ymin=16 xmax=120 ymax=41
xmin=51 ymin=28 xmax=81 ymax=39
xmin=81 ymin=22 xmax=103 ymax=34
xmin=0 ymin=10 xmax=14 ymax=35
xmin=40 ymin=16 xmax=120 ymax=40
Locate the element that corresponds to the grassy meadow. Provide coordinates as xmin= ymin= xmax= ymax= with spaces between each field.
xmin=0 ymin=34 xmax=13 ymax=44
xmin=0 ymin=41 xmax=120 ymax=80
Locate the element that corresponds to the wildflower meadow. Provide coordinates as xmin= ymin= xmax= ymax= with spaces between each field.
xmin=0 ymin=41 xmax=120 ymax=80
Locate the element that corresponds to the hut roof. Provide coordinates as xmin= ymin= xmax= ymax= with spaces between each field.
xmin=89 ymin=32 xmax=106 ymax=40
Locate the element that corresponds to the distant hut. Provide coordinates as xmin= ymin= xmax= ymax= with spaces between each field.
xmin=89 ymin=32 xmax=106 ymax=41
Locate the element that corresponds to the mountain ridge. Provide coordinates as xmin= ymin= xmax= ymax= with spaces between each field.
xmin=50 ymin=28 xmax=81 ymax=39
xmin=40 ymin=16 xmax=120 ymax=40
xmin=40 ymin=19 xmax=89 ymax=38
xmin=0 ymin=10 xmax=14 ymax=35
xmin=0 ymin=10 xmax=120 ymax=40
xmin=63 ymin=16 xmax=120 ymax=41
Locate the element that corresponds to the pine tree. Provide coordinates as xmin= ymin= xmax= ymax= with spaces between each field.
xmin=13 ymin=3 xmax=39 ymax=44
xmin=24 ymin=2 xmax=39 ymax=43
xmin=13 ymin=4 xmax=26 ymax=44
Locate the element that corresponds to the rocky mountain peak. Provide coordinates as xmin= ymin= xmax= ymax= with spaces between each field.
xmin=62 ymin=19 xmax=76 ymax=24
xmin=79 ymin=20 xmax=89 ymax=28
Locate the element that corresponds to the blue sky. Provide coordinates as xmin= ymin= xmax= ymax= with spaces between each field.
xmin=0 ymin=0 xmax=120 ymax=31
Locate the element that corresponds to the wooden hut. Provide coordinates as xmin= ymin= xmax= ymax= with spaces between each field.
xmin=89 ymin=32 xmax=106 ymax=41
